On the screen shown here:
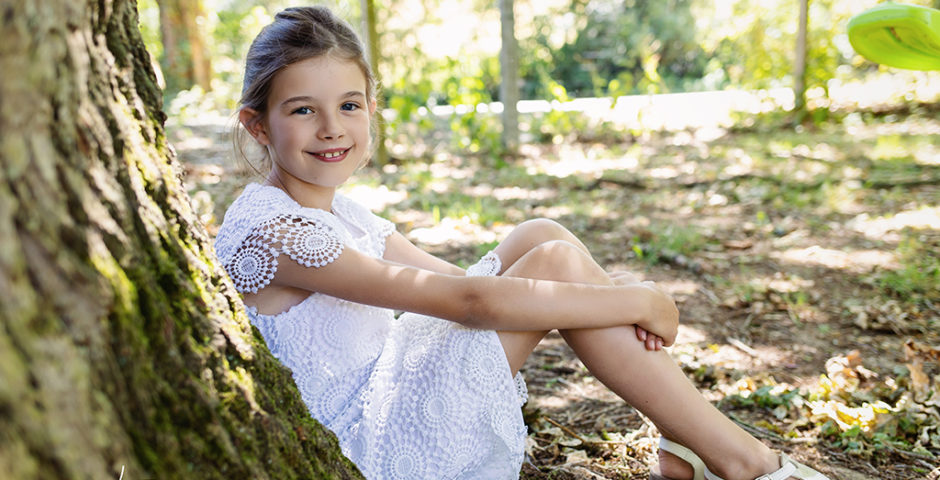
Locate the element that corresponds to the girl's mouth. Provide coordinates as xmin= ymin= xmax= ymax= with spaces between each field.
xmin=308 ymin=147 xmax=351 ymax=163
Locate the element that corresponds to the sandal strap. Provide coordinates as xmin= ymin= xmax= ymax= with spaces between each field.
xmin=754 ymin=462 xmax=796 ymax=480
xmin=704 ymin=468 xmax=725 ymax=480
xmin=755 ymin=453 xmax=830 ymax=480
xmin=658 ymin=438 xmax=707 ymax=480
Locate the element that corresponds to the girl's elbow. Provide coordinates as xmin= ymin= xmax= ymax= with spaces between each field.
xmin=456 ymin=286 xmax=492 ymax=329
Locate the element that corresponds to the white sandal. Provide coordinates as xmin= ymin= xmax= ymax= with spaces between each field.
xmin=649 ymin=437 xmax=708 ymax=480
xmin=650 ymin=438 xmax=830 ymax=480
xmin=703 ymin=452 xmax=831 ymax=480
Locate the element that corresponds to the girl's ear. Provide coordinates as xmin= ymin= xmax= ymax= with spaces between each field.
xmin=239 ymin=108 xmax=271 ymax=145
xmin=368 ymin=97 xmax=377 ymax=115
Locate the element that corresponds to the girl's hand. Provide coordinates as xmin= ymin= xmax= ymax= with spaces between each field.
xmin=609 ymin=271 xmax=672 ymax=350
xmin=635 ymin=325 xmax=664 ymax=351
xmin=633 ymin=280 xmax=679 ymax=346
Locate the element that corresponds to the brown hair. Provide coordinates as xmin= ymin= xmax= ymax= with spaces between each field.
xmin=234 ymin=6 xmax=377 ymax=170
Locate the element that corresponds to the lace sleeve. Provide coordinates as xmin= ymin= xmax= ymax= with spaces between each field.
xmin=465 ymin=251 xmax=502 ymax=277
xmin=224 ymin=214 xmax=344 ymax=293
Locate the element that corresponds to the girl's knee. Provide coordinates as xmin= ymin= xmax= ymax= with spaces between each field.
xmin=516 ymin=218 xmax=570 ymax=244
xmin=528 ymin=239 xmax=581 ymax=259
xmin=494 ymin=219 xmax=571 ymax=269
xmin=507 ymin=240 xmax=606 ymax=283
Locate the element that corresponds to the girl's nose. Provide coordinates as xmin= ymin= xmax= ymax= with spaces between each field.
xmin=318 ymin=113 xmax=344 ymax=140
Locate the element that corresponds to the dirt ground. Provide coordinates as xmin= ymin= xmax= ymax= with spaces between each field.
xmin=172 ymin=108 xmax=939 ymax=479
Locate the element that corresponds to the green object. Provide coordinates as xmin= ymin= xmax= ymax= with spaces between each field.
xmin=848 ymin=2 xmax=940 ymax=71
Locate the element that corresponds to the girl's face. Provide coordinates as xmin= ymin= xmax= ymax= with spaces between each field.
xmin=241 ymin=55 xmax=375 ymax=208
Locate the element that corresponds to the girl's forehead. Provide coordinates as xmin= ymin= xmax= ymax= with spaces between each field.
xmin=269 ymin=56 xmax=367 ymax=102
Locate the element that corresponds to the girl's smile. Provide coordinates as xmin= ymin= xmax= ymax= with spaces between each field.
xmin=309 ymin=147 xmax=351 ymax=162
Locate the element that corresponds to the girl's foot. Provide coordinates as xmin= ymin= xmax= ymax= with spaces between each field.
xmin=650 ymin=438 xmax=831 ymax=480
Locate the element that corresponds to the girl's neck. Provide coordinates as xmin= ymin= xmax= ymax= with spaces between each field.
xmin=264 ymin=173 xmax=336 ymax=212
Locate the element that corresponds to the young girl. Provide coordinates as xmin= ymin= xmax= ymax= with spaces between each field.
xmin=214 ymin=6 xmax=831 ymax=480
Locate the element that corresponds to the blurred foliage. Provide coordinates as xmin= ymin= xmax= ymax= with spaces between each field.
xmin=525 ymin=0 xmax=705 ymax=97
xmin=138 ymin=0 xmax=940 ymax=157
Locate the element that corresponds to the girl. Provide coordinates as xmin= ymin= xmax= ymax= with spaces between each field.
xmin=214 ymin=6 xmax=831 ymax=480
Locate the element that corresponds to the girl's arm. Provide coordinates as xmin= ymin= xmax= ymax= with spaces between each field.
xmin=382 ymin=231 xmax=465 ymax=275
xmin=271 ymin=245 xmax=680 ymax=345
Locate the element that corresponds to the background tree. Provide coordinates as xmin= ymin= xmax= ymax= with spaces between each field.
xmin=500 ymin=0 xmax=521 ymax=154
xmin=158 ymin=0 xmax=213 ymax=93
xmin=793 ymin=0 xmax=809 ymax=114
xmin=361 ymin=0 xmax=388 ymax=164
xmin=0 ymin=0 xmax=360 ymax=478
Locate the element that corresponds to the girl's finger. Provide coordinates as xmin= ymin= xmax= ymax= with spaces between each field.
xmin=635 ymin=325 xmax=647 ymax=341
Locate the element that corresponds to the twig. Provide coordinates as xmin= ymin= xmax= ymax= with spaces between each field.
xmin=884 ymin=443 xmax=938 ymax=463
xmin=542 ymin=416 xmax=630 ymax=446
xmin=728 ymin=413 xmax=787 ymax=441
xmin=583 ymin=177 xmax=647 ymax=190
xmin=699 ymin=286 xmax=720 ymax=305
xmin=727 ymin=337 xmax=759 ymax=357
xmin=556 ymin=464 xmax=606 ymax=479
xmin=543 ymin=416 xmax=591 ymax=444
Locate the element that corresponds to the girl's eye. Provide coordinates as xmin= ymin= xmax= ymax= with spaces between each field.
xmin=341 ymin=102 xmax=359 ymax=111
xmin=293 ymin=106 xmax=314 ymax=115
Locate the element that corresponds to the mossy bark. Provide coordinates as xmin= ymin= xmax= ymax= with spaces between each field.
xmin=0 ymin=1 xmax=362 ymax=478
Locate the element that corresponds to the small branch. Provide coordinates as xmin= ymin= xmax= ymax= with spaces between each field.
xmin=728 ymin=413 xmax=787 ymax=442
xmin=542 ymin=416 xmax=629 ymax=446
xmin=543 ymin=416 xmax=591 ymax=444
xmin=884 ymin=443 xmax=938 ymax=462
xmin=727 ymin=337 xmax=759 ymax=357
xmin=583 ymin=177 xmax=647 ymax=190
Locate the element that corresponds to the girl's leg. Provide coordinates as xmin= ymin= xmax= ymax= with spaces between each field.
xmin=490 ymin=219 xmax=590 ymax=374
xmin=489 ymin=220 xmax=782 ymax=480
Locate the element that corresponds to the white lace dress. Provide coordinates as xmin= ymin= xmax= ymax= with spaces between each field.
xmin=214 ymin=184 xmax=528 ymax=479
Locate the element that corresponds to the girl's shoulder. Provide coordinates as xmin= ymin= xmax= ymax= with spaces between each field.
xmin=214 ymin=183 xmax=340 ymax=264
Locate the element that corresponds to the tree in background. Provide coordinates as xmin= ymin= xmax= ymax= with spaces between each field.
xmin=158 ymin=0 xmax=213 ymax=94
xmin=360 ymin=0 xmax=388 ymax=164
xmin=500 ymin=0 xmax=521 ymax=154
xmin=0 ymin=0 xmax=360 ymax=477
xmin=793 ymin=0 xmax=809 ymax=113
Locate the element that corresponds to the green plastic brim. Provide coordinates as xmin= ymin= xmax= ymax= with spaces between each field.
xmin=848 ymin=2 xmax=940 ymax=71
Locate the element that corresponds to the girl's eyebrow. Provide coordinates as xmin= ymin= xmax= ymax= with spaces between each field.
xmin=281 ymin=91 xmax=365 ymax=106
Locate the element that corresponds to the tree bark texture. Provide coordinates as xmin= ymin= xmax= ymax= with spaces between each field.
xmin=0 ymin=1 xmax=362 ymax=479
xmin=157 ymin=0 xmax=212 ymax=93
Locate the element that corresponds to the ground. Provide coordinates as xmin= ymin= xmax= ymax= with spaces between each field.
xmin=172 ymin=105 xmax=939 ymax=479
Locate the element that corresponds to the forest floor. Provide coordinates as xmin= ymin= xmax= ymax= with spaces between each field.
xmin=171 ymin=104 xmax=939 ymax=479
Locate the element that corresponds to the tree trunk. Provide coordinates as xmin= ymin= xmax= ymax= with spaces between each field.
xmin=0 ymin=1 xmax=361 ymax=479
xmin=158 ymin=0 xmax=212 ymax=93
xmin=361 ymin=0 xmax=388 ymax=165
xmin=499 ymin=0 xmax=520 ymax=154
xmin=793 ymin=0 xmax=809 ymax=113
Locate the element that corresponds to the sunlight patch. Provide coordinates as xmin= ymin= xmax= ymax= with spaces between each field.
xmin=526 ymin=144 xmax=640 ymax=177
xmin=657 ymin=279 xmax=700 ymax=296
xmin=343 ymin=184 xmax=407 ymax=211
xmin=773 ymin=246 xmax=899 ymax=272
xmin=847 ymin=206 xmax=940 ymax=240
xmin=407 ymin=216 xmax=510 ymax=246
